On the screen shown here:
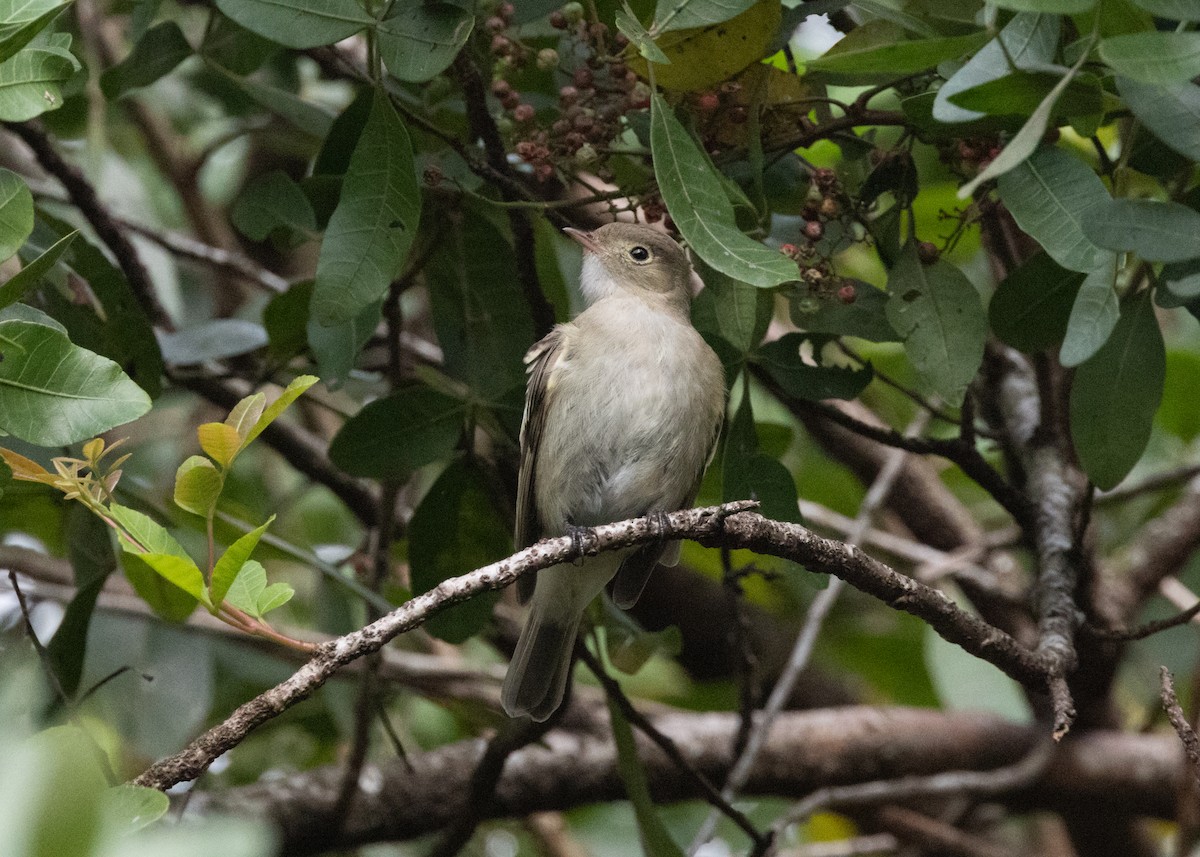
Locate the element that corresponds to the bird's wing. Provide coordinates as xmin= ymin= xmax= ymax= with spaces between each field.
xmin=515 ymin=326 xmax=568 ymax=604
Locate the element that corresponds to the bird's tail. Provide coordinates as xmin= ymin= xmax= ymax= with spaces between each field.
xmin=502 ymin=556 xmax=619 ymax=721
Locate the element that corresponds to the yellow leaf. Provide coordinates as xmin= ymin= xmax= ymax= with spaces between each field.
xmin=225 ymin=393 xmax=266 ymax=440
xmin=197 ymin=422 xmax=243 ymax=468
xmin=629 ymin=0 xmax=781 ymax=91
xmin=0 ymin=447 xmax=56 ymax=485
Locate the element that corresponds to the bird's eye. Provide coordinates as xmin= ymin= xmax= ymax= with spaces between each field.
xmin=629 ymin=245 xmax=651 ymax=262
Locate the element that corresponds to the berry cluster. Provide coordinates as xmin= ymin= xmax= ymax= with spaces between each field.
xmin=781 ymin=167 xmax=860 ymax=305
xmin=938 ymin=135 xmax=1004 ymax=177
xmin=489 ymin=2 xmax=650 ymax=183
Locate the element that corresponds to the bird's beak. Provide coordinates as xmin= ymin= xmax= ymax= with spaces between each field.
xmin=564 ymin=227 xmax=601 ymax=254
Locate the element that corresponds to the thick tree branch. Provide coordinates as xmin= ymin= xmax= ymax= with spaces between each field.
xmin=132 ymin=501 xmax=1056 ymax=792
xmin=184 ymin=707 xmax=1182 ymax=854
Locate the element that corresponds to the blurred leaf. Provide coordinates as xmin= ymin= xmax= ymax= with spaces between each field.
xmin=1161 ymin=257 xmax=1200 ymax=303
xmin=1116 ymin=76 xmax=1200 ymax=161
xmin=924 ymin=613 xmax=1034 ymax=722
xmin=199 ymin=13 xmax=278 ymax=74
xmin=653 ymin=0 xmax=758 ymax=32
xmin=307 ymin=297 xmax=381 ymax=386
xmin=1070 ymin=290 xmax=1165 ymax=489
xmin=213 ymin=0 xmax=372 ymax=49
xmin=46 ymin=507 xmax=114 ymax=696
xmin=606 ymin=692 xmax=688 ymax=857
xmin=0 ymin=45 xmax=77 ymax=120
xmin=691 ymin=259 xmax=772 ymax=354
xmin=212 ymin=517 xmax=274 ymax=607
xmin=756 ymin=333 xmax=873 ymax=401
xmin=225 ymin=560 xmax=293 ymax=618
xmin=1060 ymin=255 xmax=1120 ymax=367
xmin=1159 ymin=350 xmax=1200 ymax=442
xmin=989 ymin=252 xmax=1083 ymax=352
xmin=650 ymin=92 xmax=796 ymax=288
xmin=617 ymin=6 xmax=670 ymax=64
xmin=0 ymin=167 xmax=33 ymax=261
xmin=0 ymin=446 xmax=54 ymax=483
xmin=992 ymin=0 xmax=1093 ymax=8
xmin=603 ymin=599 xmax=682 ymax=674
xmin=173 ymin=455 xmax=222 ymax=518
xmin=218 ymin=68 xmax=334 ymax=137
xmin=157 ymin=319 xmax=268 ymax=365
xmin=933 ymin=13 xmax=1059 ymax=124
xmin=100 ymin=785 xmax=170 ymax=835
xmin=135 ymin=552 xmax=209 ymax=606
xmin=408 ymin=458 xmax=509 ymax=642
xmin=997 ymin=146 xmax=1111 ymax=273
xmin=263 ymin=280 xmax=312 ymax=359
xmin=1082 ymin=198 xmax=1200 ymax=262
xmin=313 ymin=88 xmax=419 ymax=325
xmin=806 ymin=25 xmax=988 ymax=83
xmin=0 ymin=0 xmax=71 ymax=65
xmin=425 ymin=208 xmax=534 ymax=404
xmin=793 ymin=280 xmax=900 ymax=342
xmin=198 ymin=421 xmax=242 ymax=468
xmin=377 ymin=1 xmax=474 ymax=82
xmin=100 ymin=20 xmax=191 ymax=98
xmin=1099 ymin=31 xmax=1200 ymax=83
xmin=239 ymin=373 xmax=318 ymax=449
xmin=1133 ymin=0 xmax=1200 ymax=17
xmin=636 ymin=0 xmax=780 ymax=89
xmin=948 ymin=70 xmax=1102 ymax=118
xmin=0 ymin=319 xmax=151 ymax=445
xmin=885 ymin=243 xmax=986 ymax=407
xmin=0 ymin=229 xmax=74 ymax=311
xmin=231 ymin=170 xmax=317 ymax=242
xmin=330 ymin=384 xmax=465 ymax=478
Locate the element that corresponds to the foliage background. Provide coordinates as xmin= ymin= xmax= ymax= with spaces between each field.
xmin=0 ymin=0 xmax=1199 ymax=855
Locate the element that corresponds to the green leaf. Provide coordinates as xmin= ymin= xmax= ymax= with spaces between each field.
xmin=211 ymin=516 xmax=274 ymax=607
xmin=0 ymin=45 xmax=77 ymax=120
xmin=1116 ymin=77 xmax=1200 ymax=161
xmin=806 ymin=28 xmax=989 ymax=83
xmin=0 ymin=167 xmax=32 ymax=262
xmin=99 ymin=20 xmax=191 ymax=98
xmin=173 ymin=455 xmax=222 ymax=518
xmin=307 ymin=297 xmax=381 ymax=387
xmin=213 ymin=0 xmax=372 ymax=49
xmin=408 ymin=458 xmax=509 ymax=642
xmin=691 ymin=259 xmax=772 ymax=354
xmin=313 ymin=88 xmax=420 ymax=325
xmin=0 ymin=229 xmax=76 ymax=311
xmin=757 ymin=333 xmax=873 ymax=401
xmin=1070 ymin=290 xmax=1165 ymax=489
xmin=933 ymin=13 xmax=1059 ymax=124
xmin=220 ymin=69 xmax=334 ymax=137
xmin=231 ymin=170 xmax=317 ymax=242
xmin=225 ymin=393 xmax=266 ymax=439
xmin=990 ymin=0 xmax=1094 ymax=9
xmin=885 ymin=243 xmax=986 ymax=407
xmin=135 ymin=552 xmax=209 ymax=605
xmin=108 ymin=503 xmax=191 ymax=558
xmin=263 ymin=280 xmax=311 ymax=359
xmin=376 ymin=1 xmax=474 ymax=82
xmin=722 ymin=387 xmax=800 ymax=523
xmin=1082 ymin=198 xmax=1200 ymax=262
xmin=239 ymin=373 xmax=318 ymax=449
xmin=198 ymin=421 xmax=243 ymax=468
xmin=425 ymin=208 xmax=535 ymax=404
xmin=0 ymin=0 xmax=72 ymax=65
xmin=616 ymin=6 xmax=671 ymax=64
xmin=329 ymin=383 xmax=464 ymax=478
xmin=989 ymin=253 xmax=1084 ymax=352
xmin=652 ymin=0 xmax=758 ymax=33
xmin=46 ymin=507 xmax=114 ymax=696
xmin=650 ymin=92 xmax=796 ymax=288
xmin=199 ymin=13 xmax=279 ymax=74
xmin=996 ymin=146 xmax=1112 ymax=273
xmin=606 ymin=692 xmax=688 ymax=857
xmin=225 ymin=559 xmax=291 ymax=618
xmin=1133 ymin=0 xmax=1200 ymax=18
xmin=1062 ymin=259 xmax=1121 ymax=367
xmin=1098 ymin=31 xmax=1200 ymax=84
xmin=947 ymin=71 xmax=1102 ymax=119
xmin=100 ymin=784 xmax=170 ymax=834
xmin=125 ymin=553 xmax=203 ymax=619
xmin=793 ymin=280 xmax=900 ymax=342
xmin=1159 ymin=350 xmax=1200 ymax=442
xmin=256 ymin=581 xmax=294 ymax=615
xmin=157 ymin=319 xmax=268 ymax=364
xmin=0 ymin=319 xmax=150 ymax=445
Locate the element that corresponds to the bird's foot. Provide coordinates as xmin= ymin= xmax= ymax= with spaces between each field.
xmin=648 ymin=510 xmax=670 ymax=543
xmin=565 ymin=520 xmax=594 ymax=565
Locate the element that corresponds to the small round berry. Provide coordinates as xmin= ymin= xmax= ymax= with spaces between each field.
xmin=490 ymin=34 xmax=511 ymax=56
xmin=696 ymin=92 xmax=720 ymax=113
xmin=537 ymin=48 xmax=560 ymax=70
xmin=423 ymin=164 xmax=444 ymax=187
xmin=485 ymin=15 xmax=506 ymax=32
xmin=491 ymin=78 xmax=511 ymax=98
xmin=780 ymin=243 xmax=799 ymax=258
xmin=588 ymin=21 xmax=608 ymax=40
xmin=549 ymin=9 xmax=568 ymax=28
xmin=630 ymin=82 xmax=652 ymax=109
xmin=513 ymin=103 xmax=536 ymax=122
xmin=573 ymin=66 xmax=594 ymax=88
xmin=499 ymin=2 xmax=515 ymax=19
xmin=561 ymin=1 xmax=584 ymax=23
xmin=795 ymin=296 xmax=822 ymax=315
xmin=819 ymin=197 xmax=841 ymax=218
xmin=575 ymin=142 xmax=598 ymax=165
xmin=501 ymin=91 xmax=520 ymax=110
xmin=813 ymin=167 xmax=836 ymax=188
xmin=559 ymin=85 xmax=579 ymax=106
xmin=535 ymin=163 xmax=555 ymax=182
xmin=610 ymin=62 xmax=628 ymax=78
xmin=804 ymin=220 xmax=824 ymax=241
xmin=917 ymin=241 xmax=940 ymax=264
xmin=837 ymin=284 xmax=857 ymax=304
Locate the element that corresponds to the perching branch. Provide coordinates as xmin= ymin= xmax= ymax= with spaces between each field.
xmin=132 ymin=501 xmax=1059 ymax=793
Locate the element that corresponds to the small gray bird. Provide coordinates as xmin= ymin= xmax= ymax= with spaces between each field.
xmin=501 ymin=222 xmax=726 ymax=721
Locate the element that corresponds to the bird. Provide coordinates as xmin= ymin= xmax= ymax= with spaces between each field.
xmin=501 ymin=221 xmax=726 ymax=721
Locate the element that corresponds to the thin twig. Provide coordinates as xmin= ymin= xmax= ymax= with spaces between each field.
xmin=1160 ymin=667 xmax=1200 ymax=790
xmin=1084 ymin=600 xmax=1200 ymax=642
